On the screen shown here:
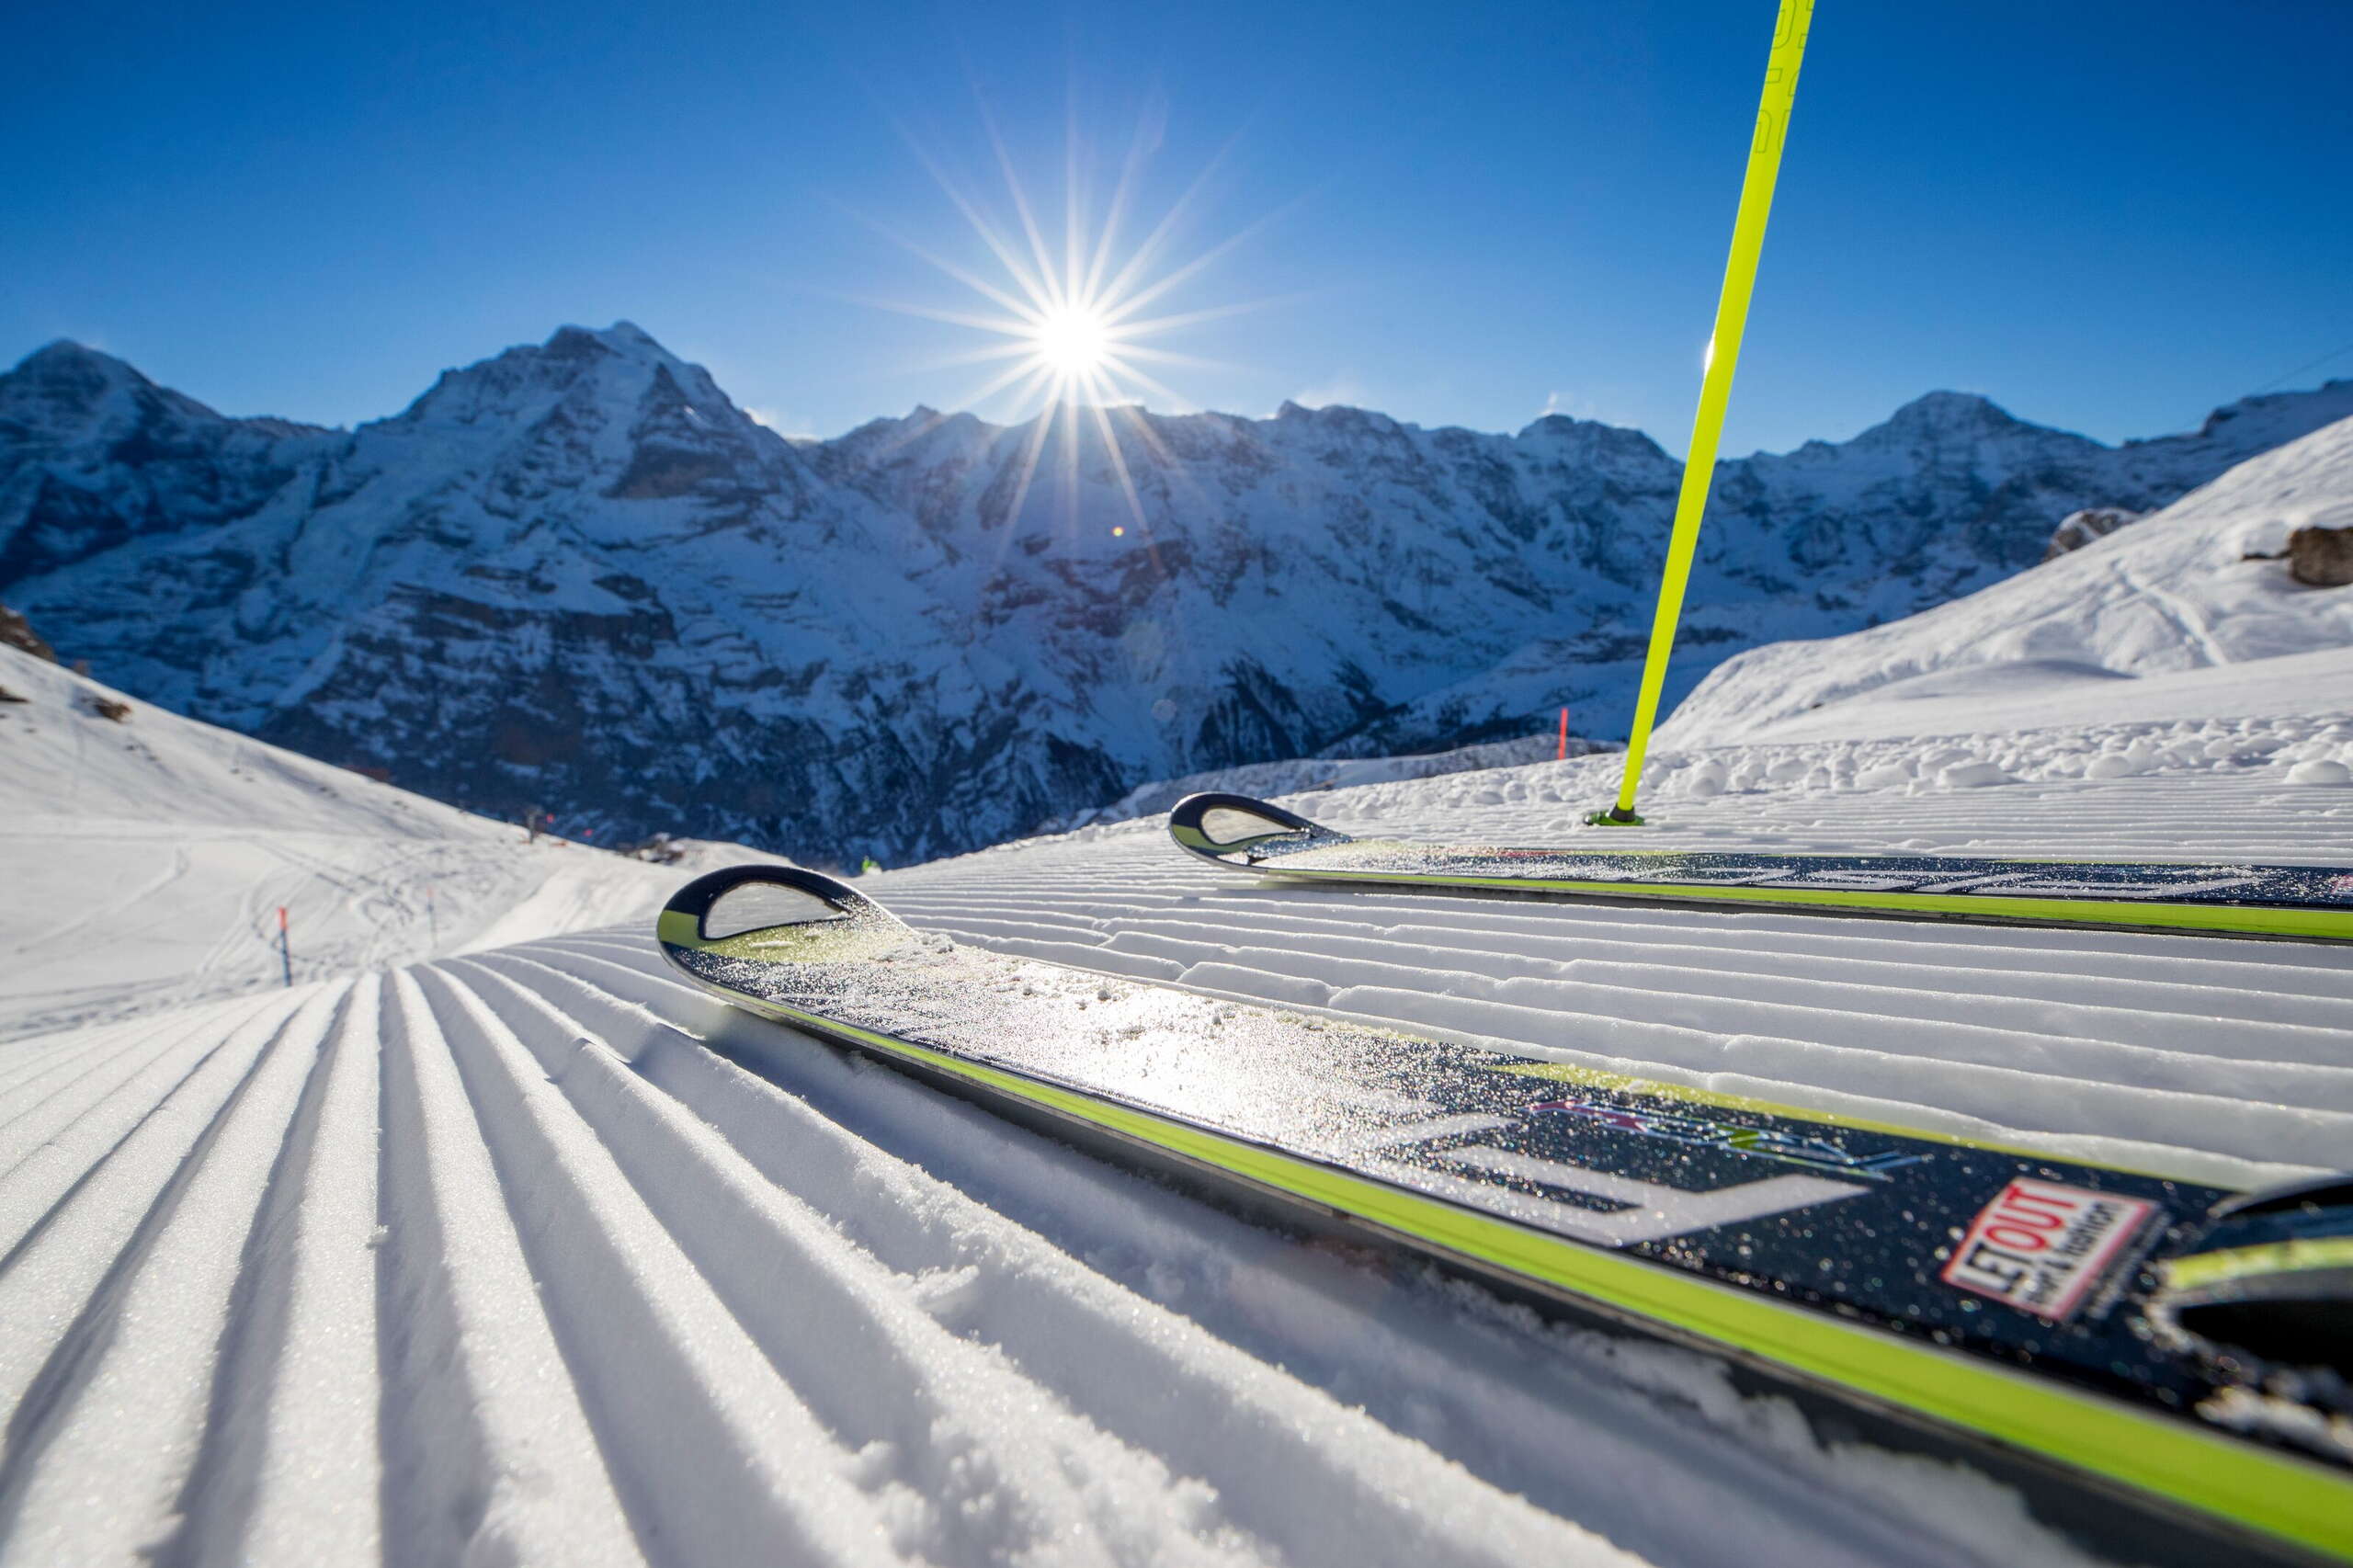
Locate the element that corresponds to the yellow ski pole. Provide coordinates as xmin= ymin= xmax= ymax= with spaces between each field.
xmin=1589 ymin=0 xmax=1813 ymax=826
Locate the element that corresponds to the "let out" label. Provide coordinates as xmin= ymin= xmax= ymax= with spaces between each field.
xmin=1940 ymin=1177 xmax=2157 ymax=1321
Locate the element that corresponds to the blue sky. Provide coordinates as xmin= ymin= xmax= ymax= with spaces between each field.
xmin=6 ymin=0 xmax=2349 ymax=454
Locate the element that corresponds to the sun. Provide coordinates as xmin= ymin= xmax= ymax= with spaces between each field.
xmin=864 ymin=104 xmax=1280 ymax=428
xmin=857 ymin=103 xmax=1286 ymax=537
xmin=1033 ymin=305 xmax=1112 ymax=377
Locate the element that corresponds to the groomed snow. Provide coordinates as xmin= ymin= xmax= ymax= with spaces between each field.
xmin=7 ymin=722 xmax=2353 ymax=1564
xmin=1666 ymin=644 xmax=2353 ymax=745
xmin=0 ymin=645 xmax=764 ymax=1039
xmin=1664 ymin=412 xmax=2353 ymax=743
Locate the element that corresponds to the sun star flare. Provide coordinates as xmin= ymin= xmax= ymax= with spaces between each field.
xmin=858 ymin=105 xmax=1290 ymax=540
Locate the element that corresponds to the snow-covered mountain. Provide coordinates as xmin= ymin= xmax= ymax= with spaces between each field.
xmin=6 ymin=322 xmax=2349 ymax=864
xmin=1660 ymin=411 xmax=2353 ymax=744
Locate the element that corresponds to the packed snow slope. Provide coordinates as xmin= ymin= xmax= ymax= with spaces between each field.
xmin=1065 ymin=731 xmax=1616 ymax=830
xmin=6 ymin=324 xmax=2350 ymax=865
xmin=7 ymin=723 xmax=2353 ymax=1568
xmin=0 ymin=643 xmax=724 ymax=1039
xmin=1662 ymin=411 xmax=2353 ymax=744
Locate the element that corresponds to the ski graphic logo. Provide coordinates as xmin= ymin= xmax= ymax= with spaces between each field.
xmin=1940 ymin=1177 xmax=2158 ymax=1321
xmin=1400 ymin=1144 xmax=1867 ymax=1246
xmin=1528 ymin=1096 xmax=1927 ymax=1180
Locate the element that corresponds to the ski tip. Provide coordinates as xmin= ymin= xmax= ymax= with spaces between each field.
xmin=2154 ymin=1172 xmax=2353 ymax=1388
xmin=656 ymin=863 xmax=910 ymax=959
xmin=1167 ymin=792 xmax=1344 ymax=865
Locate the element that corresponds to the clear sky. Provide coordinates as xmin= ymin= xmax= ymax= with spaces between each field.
xmin=6 ymin=0 xmax=2349 ymax=454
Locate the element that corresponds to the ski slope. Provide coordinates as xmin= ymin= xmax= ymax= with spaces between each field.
xmin=1665 ymin=411 xmax=2353 ymax=743
xmin=0 ymin=644 xmax=771 ymax=1040
xmin=7 ymin=726 xmax=2353 ymax=1565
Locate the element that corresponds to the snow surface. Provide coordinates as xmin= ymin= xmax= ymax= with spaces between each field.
xmin=1663 ymin=412 xmax=2353 ymax=743
xmin=10 ymin=412 xmax=2353 ymax=1562
xmin=0 ymin=645 xmax=766 ymax=1039
xmin=1065 ymin=731 xmax=1615 ymax=830
xmin=8 ymin=704 xmax=2353 ymax=1563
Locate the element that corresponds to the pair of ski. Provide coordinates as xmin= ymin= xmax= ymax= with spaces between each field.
xmin=657 ymin=795 xmax=2353 ymax=1566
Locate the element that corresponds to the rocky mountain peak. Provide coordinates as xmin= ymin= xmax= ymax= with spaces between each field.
xmin=11 ymin=338 xmax=138 ymax=389
xmin=551 ymin=319 xmax=664 ymax=358
xmin=3 ymin=342 xmax=330 ymax=445
xmin=387 ymin=322 xmax=728 ymax=430
xmin=363 ymin=323 xmax=790 ymax=511
xmin=1516 ymin=413 xmax=1674 ymax=465
xmin=1277 ymin=400 xmax=1397 ymax=429
xmin=1862 ymin=390 xmax=2029 ymax=443
xmin=1 ymin=340 xmax=208 ymax=441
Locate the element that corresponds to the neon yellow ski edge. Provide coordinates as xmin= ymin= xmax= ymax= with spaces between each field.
xmin=2165 ymin=1237 xmax=2353 ymax=1293
xmin=661 ymin=938 xmax=2353 ymax=1562
xmin=1226 ymin=863 xmax=2353 ymax=941
xmin=1170 ymin=822 xmax=1300 ymax=856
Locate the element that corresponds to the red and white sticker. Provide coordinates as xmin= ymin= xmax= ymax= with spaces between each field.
xmin=1940 ymin=1177 xmax=2157 ymax=1321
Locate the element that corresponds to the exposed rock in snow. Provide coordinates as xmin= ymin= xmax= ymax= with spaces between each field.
xmin=6 ymin=322 xmax=2350 ymax=865
xmin=0 ymin=600 xmax=53 ymax=661
xmin=2289 ymin=523 xmax=2353 ymax=587
xmin=2042 ymin=506 xmax=2142 ymax=560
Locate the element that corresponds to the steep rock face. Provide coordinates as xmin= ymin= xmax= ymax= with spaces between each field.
xmin=3 ymin=323 xmax=2348 ymax=864
xmin=0 ymin=344 xmax=332 ymax=587
xmin=2288 ymin=525 xmax=2353 ymax=588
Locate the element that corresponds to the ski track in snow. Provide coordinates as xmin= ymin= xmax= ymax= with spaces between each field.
xmin=0 ymin=644 xmax=744 ymax=1044
xmin=9 ymin=757 xmax=2353 ymax=1565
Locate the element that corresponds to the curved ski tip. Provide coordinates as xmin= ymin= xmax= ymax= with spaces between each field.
xmin=1167 ymin=791 xmax=1340 ymax=863
xmin=658 ymin=863 xmax=904 ymax=949
xmin=2154 ymin=1170 xmax=2353 ymax=1383
xmin=2205 ymin=1172 xmax=2353 ymax=1223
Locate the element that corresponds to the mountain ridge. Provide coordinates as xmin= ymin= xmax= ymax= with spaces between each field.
xmin=6 ymin=321 xmax=2350 ymax=864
